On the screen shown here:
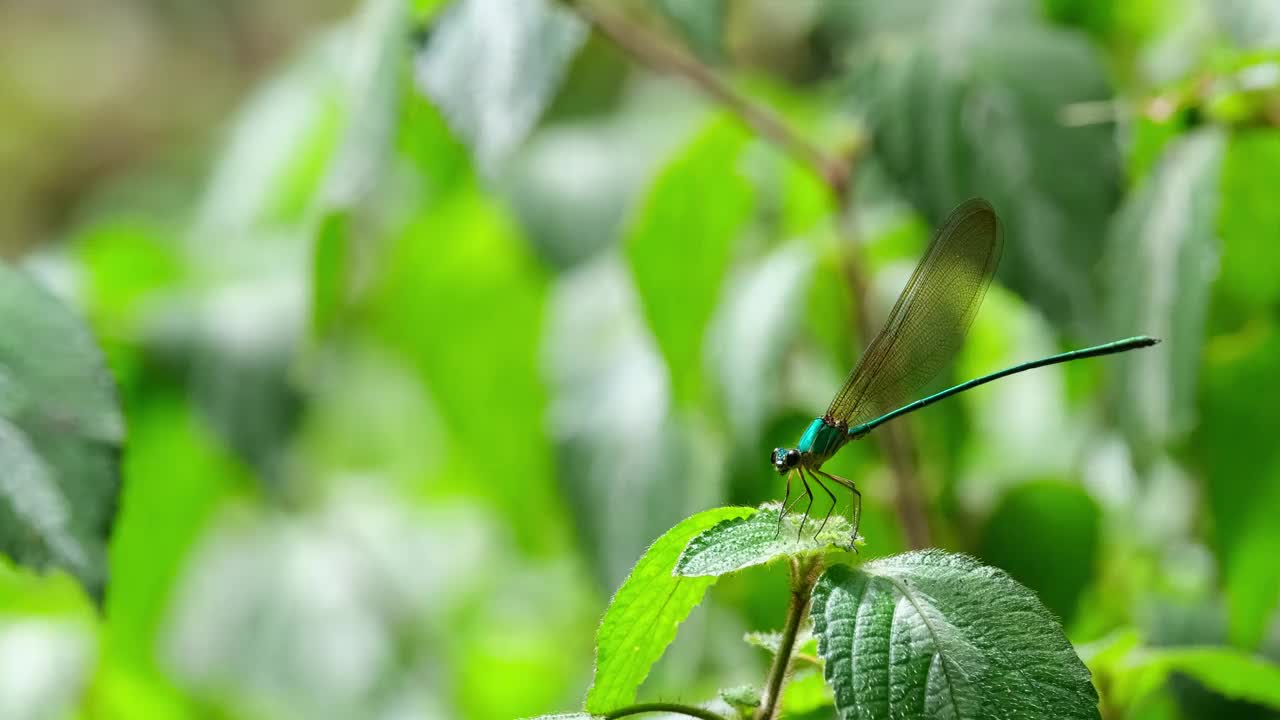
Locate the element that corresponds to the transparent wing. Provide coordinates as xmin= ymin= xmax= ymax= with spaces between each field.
xmin=826 ymin=198 xmax=1003 ymax=427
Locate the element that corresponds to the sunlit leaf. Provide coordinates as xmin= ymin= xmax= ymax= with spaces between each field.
xmin=104 ymin=395 xmax=246 ymax=668
xmin=368 ymin=189 xmax=564 ymax=553
xmin=783 ymin=669 xmax=834 ymax=715
xmin=811 ymin=551 xmax=1099 ymax=720
xmin=625 ymin=116 xmax=754 ymax=409
xmin=676 ymin=503 xmax=856 ymax=578
xmin=311 ymin=210 xmax=349 ymax=339
xmin=585 ymin=506 xmax=752 ymax=714
xmin=1134 ymin=648 xmax=1280 ymax=710
xmin=415 ymin=0 xmax=587 ymax=172
xmin=0 ymin=264 xmax=123 ymax=602
xmin=1106 ymin=128 xmax=1224 ymax=452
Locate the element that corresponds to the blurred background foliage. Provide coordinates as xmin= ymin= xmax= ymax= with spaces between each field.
xmin=2 ymin=0 xmax=1280 ymax=718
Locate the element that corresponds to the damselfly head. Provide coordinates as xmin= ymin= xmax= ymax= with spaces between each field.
xmin=770 ymin=447 xmax=800 ymax=474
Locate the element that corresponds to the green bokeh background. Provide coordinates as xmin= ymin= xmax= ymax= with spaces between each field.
xmin=2 ymin=0 xmax=1280 ymax=718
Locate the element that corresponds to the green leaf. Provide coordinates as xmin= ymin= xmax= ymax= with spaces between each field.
xmin=0 ymin=264 xmax=123 ymax=601
xmin=1106 ymin=128 xmax=1225 ymax=452
xmin=585 ymin=506 xmax=752 ymax=714
xmin=323 ymin=0 xmax=410 ymax=210
xmin=368 ymin=189 xmax=564 ymax=554
xmin=625 ymin=116 xmax=755 ymax=409
xmin=708 ymin=246 xmax=816 ymax=449
xmin=1200 ymin=321 xmax=1280 ymax=646
xmin=676 ymin=503 xmax=857 ymax=578
xmin=720 ymin=684 xmax=761 ymax=711
xmin=811 ymin=551 xmax=1100 ymax=720
xmin=655 ymin=0 xmax=726 ymax=62
xmin=977 ymin=481 xmax=1100 ymax=624
xmin=1211 ymin=0 xmax=1280 ymax=49
xmin=520 ymin=715 xmax=602 ymax=720
xmin=783 ymin=669 xmax=834 ymax=715
xmin=840 ymin=3 xmax=1121 ymax=334
xmin=104 ymin=395 xmax=245 ymax=673
xmin=311 ymin=211 xmax=349 ymax=338
xmin=1135 ymin=648 xmax=1280 ymax=710
xmin=1215 ymin=130 xmax=1280 ymax=312
xmin=415 ymin=0 xmax=587 ymax=172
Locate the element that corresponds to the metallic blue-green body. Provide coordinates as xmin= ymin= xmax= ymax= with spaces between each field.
xmin=783 ymin=336 xmax=1159 ymax=469
xmin=796 ymin=417 xmax=847 ymax=466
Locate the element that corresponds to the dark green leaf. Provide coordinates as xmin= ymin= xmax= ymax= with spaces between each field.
xmin=978 ymin=481 xmax=1100 ymax=624
xmin=1200 ymin=321 xmax=1280 ymax=647
xmin=840 ymin=3 xmax=1121 ymax=334
xmin=0 ymin=264 xmax=123 ymax=601
xmin=1106 ymin=128 xmax=1224 ymax=452
xmin=415 ymin=0 xmax=587 ymax=172
xmin=811 ymin=551 xmax=1099 ymax=720
xmin=625 ymin=116 xmax=754 ymax=409
xmin=585 ymin=506 xmax=752 ymax=714
xmin=676 ymin=503 xmax=856 ymax=578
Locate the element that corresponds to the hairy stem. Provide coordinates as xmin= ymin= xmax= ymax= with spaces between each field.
xmin=756 ymin=556 xmax=823 ymax=720
xmin=605 ymin=703 xmax=729 ymax=720
xmin=570 ymin=0 xmax=931 ymax=547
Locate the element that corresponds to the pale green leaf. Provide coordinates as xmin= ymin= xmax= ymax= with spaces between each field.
xmin=1106 ymin=128 xmax=1224 ymax=451
xmin=415 ymin=0 xmax=586 ymax=172
xmin=676 ymin=503 xmax=856 ymax=578
xmin=585 ymin=506 xmax=752 ymax=713
xmin=625 ymin=116 xmax=754 ymax=409
xmin=811 ymin=551 xmax=1099 ymax=720
xmin=520 ymin=715 xmax=602 ymax=720
xmin=1136 ymin=648 xmax=1280 ymax=710
xmin=783 ymin=669 xmax=834 ymax=715
xmin=0 ymin=264 xmax=123 ymax=601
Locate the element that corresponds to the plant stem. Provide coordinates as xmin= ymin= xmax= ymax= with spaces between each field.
xmin=834 ymin=204 xmax=932 ymax=549
xmin=756 ymin=556 xmax=823 ymax=720
xmin=568 ymin=0 xmax=848 ymax=196
xmin=570 ymin=0 xmax=932 ymax=548
xmin=604 ymin=703 xmax=729 ymax=720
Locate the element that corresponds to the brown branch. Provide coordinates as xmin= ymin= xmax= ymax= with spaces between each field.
xmin=568 ymin=0 xmax=848 ymax=196
xmin=571 ymin=0 xmax=930 ymax=548
xmin=834 ymin=179 xmax=932 ymax=549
